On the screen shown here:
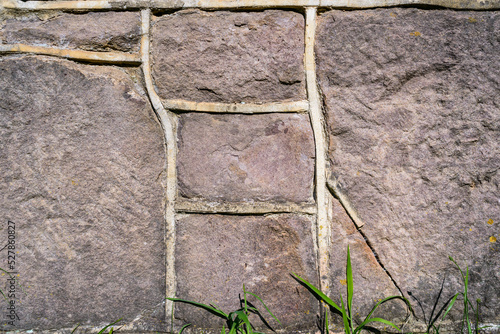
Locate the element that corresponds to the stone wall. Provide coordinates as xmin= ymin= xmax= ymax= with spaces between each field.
xmin=0 ymin=0 xmax=499 ymax=333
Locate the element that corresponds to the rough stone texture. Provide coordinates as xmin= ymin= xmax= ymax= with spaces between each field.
xmin=317 ymin=8 xmax=500 ymax=325
xmin=327 ymin=195 xmax=407 ymax=329
xmin=0 ymin=11 xmax=141 ymax=53
xmin=151 ymin=9 xmax=306 ymax=103
xmin=175 ymin=214 xmax=318 ymax=330
xmin=177 ymin=113 xmax=315 ymax=204
xmin=0 ymin=56 xmax=166 ymax=330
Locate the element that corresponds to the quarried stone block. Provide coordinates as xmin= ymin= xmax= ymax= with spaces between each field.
xmin=0 ymin=56 xmax=166 ymax=330
xmin=177 ymin=113 xmax=315 ymax=204
xmin=151 ymin=10 xmax=305 ymax=103
xmin=175 ymin=214 xmax=318 ymax=330
xmin=317 ymin=8 xmax=500 ymax=324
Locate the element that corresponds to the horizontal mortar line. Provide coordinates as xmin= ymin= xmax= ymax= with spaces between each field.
xmin=0 ymin=44 xmax=142 ymax=65
xmin=1 ymin=0 xmax=496 ymax=10
xmin=162 ymin=99 xmax=309 ymax=113
xmin=175 ymin=199 xmax=317 ymax=215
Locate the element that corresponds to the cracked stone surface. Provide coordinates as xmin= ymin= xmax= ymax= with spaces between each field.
xmin=151 ymin=9 xmax=306 ymax=103
xmin=177 ymin=113 xmax=315 ymax=204
xmin=175 ymin=214 xmax=318 ymax=330
xmin=0 ymin=56 xmax=166 ymax=330
xmin=318 ymin=8 xmax=500 ymax=324
xmin=0 ymin=11 xmax=141 ymax=53
xmin=327 ymin=195 xmax=407 ymax=328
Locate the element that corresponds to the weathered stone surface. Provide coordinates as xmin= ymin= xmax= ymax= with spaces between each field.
xmin=175 ymin=214 xmax=318 ymax=330
xmin=318 ymin=8 xmax=500 ymax=324
xmin=177 ymin=113 xmax=315 ymax=204
xmin=0 ymin=11 xmax=141 ymax=52
xmin=151 ymin=9 xmax=305 ymax=103
xmin=0 ymin=56 xmax=166 ymax=330
xmin=327 ymin=195 xmax=407 ymax=329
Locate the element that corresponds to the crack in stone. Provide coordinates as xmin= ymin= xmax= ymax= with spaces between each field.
xmin=326 ymin=178 xmax=408 ymax=303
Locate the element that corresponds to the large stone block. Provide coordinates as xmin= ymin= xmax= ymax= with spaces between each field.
xmin=0 ymin=56 xmax=166 ymax=330
xmin=177 ymin=113 xmax=315 ymax=204
xmin=317 ymin=8 xmax=500 ymax=325
xmin=1 ymin=11 xmax=141 ymax=52
xmin=174 ymin=214 xmax=318 ymax=330
xmin=151 ymin=9 xmax=305 ymax=103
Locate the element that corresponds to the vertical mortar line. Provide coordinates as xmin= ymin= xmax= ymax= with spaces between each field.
xmin=141 ymin=8 xmax=177 ymax=325
xmin=305 ymin=7 xmax=330 ymax=293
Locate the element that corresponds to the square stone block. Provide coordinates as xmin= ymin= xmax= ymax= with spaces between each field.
xmin=177 ymin=113 xmax=315 ymax=204
xmin=175 ymin=214 xmax=319 ymax=330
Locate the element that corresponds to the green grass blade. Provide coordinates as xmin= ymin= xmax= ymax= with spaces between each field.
xmin=441 ymin=293 xmax=459 ymax=321
xmin=97 ymin=319 xmax=122 ymax=334
xmin=245 ymin=291 xmax=281 ymax=325
xmin=355 ymin=317 xmax=401 ymax=333
xmin=234 ymin=310 xmax=253 ymax=334
xmin=291 ymin=273 xmax=342 ymax=313
xmin=340 ymin=294 xmax=351 ymax=334
xmin=346 ymin=245 xmax=354 ymax=330
xmin=325 ymin=309 xmax=330 ymax=334
xmin=243 ymin=284 xmax=248 ymax=314
xmin=228 ymin=319 xmax=239 ymax=334
xmin=71 ymin=323 xmax=81 ymax=334
xmin=362 ymin=295 xmax=411 ymax=324
xmin=168 ymin=298 xmax=228 ymax=319
xmin=178 ymin=324 xmax=191 ymax=334
xmin=221 ymin=323 xmax=226 ymax=334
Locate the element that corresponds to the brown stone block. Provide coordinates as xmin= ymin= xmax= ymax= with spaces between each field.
xmin=174 ymin=214 xmax=319 ymax=330
xmin=151 ymin=9 xmax=305 ymax=103
xmin=1 ymin=11 xmax=141 ymax=53
xmin=177 ymin=112 xmax=315 ymax=204
xmin=318 ymin=8 xmax=500 ymax=324
xmin=0 ymin=56 xmax=166 ymax=330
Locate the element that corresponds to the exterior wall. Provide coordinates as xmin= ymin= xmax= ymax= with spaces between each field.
xmin=0 ymin=0 xmax=499 ymax=333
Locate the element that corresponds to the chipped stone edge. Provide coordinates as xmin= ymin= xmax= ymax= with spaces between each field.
xmin=1 ymin=0 xmax=498 ymax=10
xmin=141 ymin=8 xmax=177 ymax=328
xmin=0 ymin=43 xmax=141 ymax=65
xmin=305 ymin=7 xmax=330 ymax=293
xmin=326 ymin=172 xmax=365 ymax=228
xmin=175 ymin=199 xmax=317 ymax=215
xmin=162 ymin=99 xmax=309 ymax=113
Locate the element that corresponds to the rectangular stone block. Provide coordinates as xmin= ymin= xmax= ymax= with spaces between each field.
xmin=1 ymin=11 xmax=141 ymax=53
xmin=0 ymin=56 xmax=166 ymax=331
xmin=174 ymin=214 xmax=319 ymax=330
xmin=317 ymin=8 xmax=500 ymax=325
xmin=177 ymin=113 xmax=315 ymax=204
xmin=151 ymin=9 xmax=306 ymax=103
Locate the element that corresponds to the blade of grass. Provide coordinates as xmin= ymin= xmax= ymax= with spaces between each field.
xmin=346 ymin=245 xmax=354 ymax=330
xmin=71 ymin=323 xmax=81 ymax=334
xmin=178 ymin=324 xmax=191 ymax=334
xmin=245 ymin=291 xmax=281 ymax=325
xmin=325 ymin=309 xmax=330 ymax=334
xmin=355 ymin=317 xmax=400 ymax=333
xmin=167 ymin=298 xmax=228 ymax=319
xmin=97 ymin=318 xmax=122 ymax=334
xmin=291 ymin=273 xmax=342 ymax=313
xmin=340 ymin=294 xmax=351 ymax=334
xmin=361 ymin=295 xmax=411 ymax=325
xmin=234 ymin=310 xmax=253 ymax=334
